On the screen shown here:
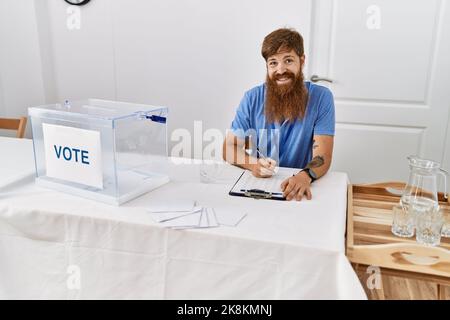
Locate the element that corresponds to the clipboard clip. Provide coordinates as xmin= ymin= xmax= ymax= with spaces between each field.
xmin=243 ymin=189 xmax=273 ymax=199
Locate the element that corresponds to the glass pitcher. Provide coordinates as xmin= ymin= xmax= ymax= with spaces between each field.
xmin=400 ymin=156 xmax=449 ymax=215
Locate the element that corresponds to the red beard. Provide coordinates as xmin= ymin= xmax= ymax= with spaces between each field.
xmin=265 ymin=70 xmax=308 ymax=123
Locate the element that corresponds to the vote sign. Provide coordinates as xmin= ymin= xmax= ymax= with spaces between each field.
xmin=42 ymin=123 xmax=103 ymax=189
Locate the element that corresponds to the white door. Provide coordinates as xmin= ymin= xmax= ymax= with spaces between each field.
xmin=308 ymin=0 xmax=450 ymax=185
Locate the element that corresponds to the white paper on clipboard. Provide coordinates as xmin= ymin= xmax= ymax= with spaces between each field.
xmin=229 ymin=167 xmax=299 ymax=198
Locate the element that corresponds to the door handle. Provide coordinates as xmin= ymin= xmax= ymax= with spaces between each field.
xmin=310 ymin=75 xmax=333 ymax=83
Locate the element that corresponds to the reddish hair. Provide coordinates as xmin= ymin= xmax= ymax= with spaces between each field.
xmin=262 ymin=28 xmax=304 ymax=61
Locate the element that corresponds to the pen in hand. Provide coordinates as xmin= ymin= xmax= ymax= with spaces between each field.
xmin=256 ymin=148 xmax=277 ymax=173
xmin=245 ymin=136 xmax=271 ymax=161
xmin=255 ymin=147 xmax=268 ymax=160
xmin=244 ymin=136 xmax=277 ymax=176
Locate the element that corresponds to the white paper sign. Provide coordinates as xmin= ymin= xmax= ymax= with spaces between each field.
xmin=42 ymin=123 xmax=103 ymax=189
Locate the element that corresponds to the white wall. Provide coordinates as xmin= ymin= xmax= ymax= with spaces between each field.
xmin=34 ymin=0 xmax=58 ymax=104
xmin=46 ymin=0 xmax=117 ymax=101
xmin=111 ymin=0 xmax=311 ymax=138
xmin=0 ymin=0 xmax=46 ymax=137
xmin=437 ymin=0 xmax=450 ymax=172
xmin=0 ymin=68 xmax=5 ymax=116
xmin=443 ymin=111 xmax=450 ymax=171
xmin=29 ymin=0 xmax=311 ymax=151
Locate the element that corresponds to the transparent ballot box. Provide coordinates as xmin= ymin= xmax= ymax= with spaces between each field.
xmin=29 ymin=99 xmax=170 ymax=205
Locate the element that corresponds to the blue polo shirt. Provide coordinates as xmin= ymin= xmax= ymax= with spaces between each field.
xmin=230 ymin=81 xmax=335 ymax=169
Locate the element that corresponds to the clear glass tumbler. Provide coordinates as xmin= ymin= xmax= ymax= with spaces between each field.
xmin=416 ymin=208 xmax=444 ymax=246
xmin=391 ymin=204 xmax=415 ymax=238
xmin=441 ymin=211 xmax=450 ymax=238
xmin=199 ymin=160 xmax=220 ymax=183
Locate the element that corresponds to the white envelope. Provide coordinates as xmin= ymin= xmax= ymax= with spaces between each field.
xmin=198 ymin=209 xmax=209 ymax=228
xmin=148 ymin=206 xmax=202 ymax=223
xmin=159 ymin=211 xmax=202 ymax=228
xmin=206 ymin=208 xmax=219 ymax=227
xmin=147 ymin=200 xmax=196 ymax=213
xmin=214 ymin=208 xmax=247 ymax=227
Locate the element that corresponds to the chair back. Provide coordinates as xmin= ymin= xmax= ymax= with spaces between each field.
xmin=0 ymin=117 xmax=27 ymax=138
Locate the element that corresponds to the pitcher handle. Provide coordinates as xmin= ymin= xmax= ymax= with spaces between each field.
xmin=439 ymin=168 xmax=449 ymax=199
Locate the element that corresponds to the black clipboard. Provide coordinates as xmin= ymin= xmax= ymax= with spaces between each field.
xmin=228 ymin=171 xmax=286 ymax=201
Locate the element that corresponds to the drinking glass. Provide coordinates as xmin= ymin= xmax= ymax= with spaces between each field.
xmin=199 ymin=160 xmax=220 ymax=183
xmin=441 ymin=211 xmax=450 ymax=238
xmin=416 ymin=208 xmax=444 ymax=246
xmin=391 ymin=204 xmax=415 ymax=238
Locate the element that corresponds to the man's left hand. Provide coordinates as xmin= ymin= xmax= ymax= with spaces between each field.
xmin=280 ymin=171 xmax=312 ymax=201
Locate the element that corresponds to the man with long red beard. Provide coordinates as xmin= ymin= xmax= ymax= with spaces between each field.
xmin=223 ymin=28 xmax=335 ymax=201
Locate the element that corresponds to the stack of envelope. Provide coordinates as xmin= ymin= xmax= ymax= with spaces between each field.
xmin=147 ymin=200 xmax=247 ymax=229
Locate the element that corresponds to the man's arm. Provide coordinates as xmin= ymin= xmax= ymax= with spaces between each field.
xmin=222 ymin=131 xmax=276 ymax=178
xmin=305 ymin=134 xmax=334 ymax=179
xmin=281 ymin=134 xmax=334 ymax=201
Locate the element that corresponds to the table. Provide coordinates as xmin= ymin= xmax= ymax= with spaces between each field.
xmin=0 ymin=136 xmax=35 ymax=188
xmin=0 ymin=136 xmax=366 ymax=299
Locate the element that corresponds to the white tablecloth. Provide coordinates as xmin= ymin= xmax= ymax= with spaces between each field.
xmin=0 ymin=137 xmax=35 ymax=189
xmin=0 ymin=137 xmax=366 ymax=299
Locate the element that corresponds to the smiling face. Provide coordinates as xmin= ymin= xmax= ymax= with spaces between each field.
xmin=266 ymin=49 xmax=304 ymax=87
xmin=264 ymin=48 xmax=308 ymax=123
xmin=261 ymin=28 xmax=309 ymax=122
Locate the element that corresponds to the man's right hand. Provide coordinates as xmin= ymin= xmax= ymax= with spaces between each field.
xmin=250 ymin=158 xmax=277 ymax=178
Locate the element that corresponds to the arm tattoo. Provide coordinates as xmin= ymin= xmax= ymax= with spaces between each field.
xmin=306 ymin=155 xmax=325 ymax=169
xmin=312 ymin=139 xmax=319 ymax=150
